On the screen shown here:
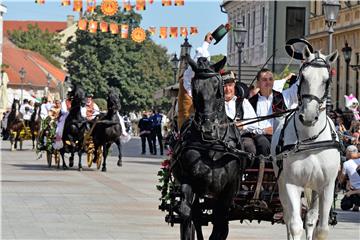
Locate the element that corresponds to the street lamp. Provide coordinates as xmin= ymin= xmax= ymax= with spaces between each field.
xmin=46 ymin=73 xmax=51 ymax=95
xmin=233 ymin=21 xmax=247 ymax=83
xmin=323 ymin=0 xmax=340 ymax=111
xmin=342 ymin=41 xmax=352 ymax=95
xmin=180 ymin=37 xmax=192 ymax=59
xmin=19 ymin=67 xmax=26 ymax=102
xmin=171 ymin=53 xmax=180 ymax=84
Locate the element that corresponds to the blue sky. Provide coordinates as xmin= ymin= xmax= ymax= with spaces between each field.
xmin=3 ymin=0 xmax=228 ymax=56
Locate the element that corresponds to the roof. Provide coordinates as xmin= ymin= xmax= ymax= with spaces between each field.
xmin=2 ymin=37 xmax=66 ymax=88
xmin=4 ymin=20 xmax=67 ymax=36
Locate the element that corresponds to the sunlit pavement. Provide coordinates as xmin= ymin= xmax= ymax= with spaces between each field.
xmin=1 ymin=138 xmax=359 ymax=239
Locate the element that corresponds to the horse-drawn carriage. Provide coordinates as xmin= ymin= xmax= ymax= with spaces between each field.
xmin=158 ymin=47 xmax=341 ymax=240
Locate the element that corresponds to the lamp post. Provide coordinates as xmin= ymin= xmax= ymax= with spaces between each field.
xmin=171 ymin=53 xmax=180 ymax=84
xmin=19 ymin=67 xmax=26 ymax=102
xmin=233 ymin=21 xmax=247 ymax=82
xmin=323 ymin=0 xmax=340 ymax=112
xmin=180 ymin=37 xmax=192 ymax=59
xmin=350 ymin=52 xmax=360 ymax=98
xmin=342 ymin=41 xmax=352 ymax=95
xmin=46 ymin=73 xmax=51 ymax=96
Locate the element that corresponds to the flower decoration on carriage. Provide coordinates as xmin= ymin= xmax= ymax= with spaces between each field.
xmin=157 ymin=155 xmax=175 ymax=205
xmin=344 ymin=94 xmax=360 ymax=120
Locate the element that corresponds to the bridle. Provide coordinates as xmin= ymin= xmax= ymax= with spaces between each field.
xmin=297 ymin=52 xmax=331 ymax=111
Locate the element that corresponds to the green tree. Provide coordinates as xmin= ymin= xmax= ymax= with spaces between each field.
xmin=66 ymin=7 xmax=173 ymax=113
xmin=8 ymin=24 xmax=63 ymax=68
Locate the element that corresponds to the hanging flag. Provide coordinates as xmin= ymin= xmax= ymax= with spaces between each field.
xmin=148 ymin=0 xmax=154 ymax=4
xmin=73 ymin=0 xmax=83 ymax=12
xmin=174 ymin=0 xmax=184 ymax=6
xmin=109 ymin=23 xmax=119 ymax=34
xmin=87 ymin=0 xmax=96 ymax=13
xmin=78 ymin=19 xmax=87 ymax=30
xmin=100 ymin=21 xmax=108 ymax=32
xmin=121 ymin=24 xmax=129 ymax=38
xmin=35 ymin=0 xmax=45 ymax=4
xmin=159 ymin=27 xmax=167 ymax=39
xmin=148 ymin=27 xmax=156 ymax=36
xmin=123 ymin=0 xmax=132 ymax=12
xmin=136 ymin=0 xmax=146 ymax=11
xmin=101 ymin=0 xmax=118 ymax=16
xmin=170 ymin=27 xmax=178 ymax=38
xmin=190 ymin=27 xmax=198 ymax=35
xmin=162 ymin=0 xmax=171 ymax=6
xmin=88 ymin=20 xmax=98 ymax=33
xmin=180 ymin=27 xmax=188 ymax=37
xmin=61 ymin=0 xmax=71 ymax=6
xmin=131 ymin=27 xmax=146 ymax=43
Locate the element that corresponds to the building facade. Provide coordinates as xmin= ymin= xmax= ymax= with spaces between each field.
xmin=308 ymin=0 xmax=360 ymax=108
xmin=222 ymin=0 xmax=310 ymax=78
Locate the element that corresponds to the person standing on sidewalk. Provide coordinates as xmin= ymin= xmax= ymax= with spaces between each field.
xmin=150 ymin=109 xmax=164 ymax=155
xmin=138 ymin=112 xmax=153 ymax=155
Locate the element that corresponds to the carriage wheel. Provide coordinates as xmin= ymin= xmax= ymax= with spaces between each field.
xmin=46 ymin=151 xmax=52 ymax=167
xmin=96 ymin=146 xmax=103 ymax=170
xmin=180 ymin=219 xmax=195 ymax=240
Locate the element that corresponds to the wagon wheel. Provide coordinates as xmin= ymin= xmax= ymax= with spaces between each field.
xmin=46 ymin=151 xmax=52 ymax=167
xmin=87 ymin=149 xmax=94 ymax=168
xmin=96 ymin=146 xmax=103 ymax=170
xmin=180 ymin=219 xmax=195 ymax=240
xmin=86 ymin=137 xmax=94 ymax=167
xmin=54 ymin=151 xmax=60 ymax=167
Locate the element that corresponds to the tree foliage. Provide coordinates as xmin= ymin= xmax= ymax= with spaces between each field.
xmin=8 ymin=24 xmax=63 ymax=68
xmin=66 ymin=7 xmax=173 ymax=113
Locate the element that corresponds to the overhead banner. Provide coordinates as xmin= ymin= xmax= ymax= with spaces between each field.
xmin=61 ymin=0 xmax=71 ymax=6
xmin=121 ymin=24 xmax=129 ymax=38
xmin=87 ymin=0 xmax=96 ymax=13
xmin=159 ymin=27 xmax=167 ymax=39
xmin=73 ymin=0 xmax=83 ymax=12
xmin=78 ymin=19 xmax=87 ymax=30
xmin=136 ymin=0 xmax=146 ymax=11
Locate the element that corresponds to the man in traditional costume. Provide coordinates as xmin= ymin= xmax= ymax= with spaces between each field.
xmin=19 ymin=99 xmax=34 ymax=127
xmin=85 ymin=93 xmax=100 ymax=121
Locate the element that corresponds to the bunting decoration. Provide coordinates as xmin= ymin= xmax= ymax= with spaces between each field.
xmin=88 ymin=20 xmax=98 ymax=33
xmin=101 ymin=0 xmax=118 ymax=16
xmin=131 ymin=27 xmax=146 ymax=43
xmin=73 ymin=0 xmax=83 ymax=12
xmin=159 ymin=27 xmax=167 ymax=39
xmin=61 ymin=0 xmax=71 ymax=6
xmin=110 ymin=23 xmax=119 ymax=34
xmin=100 ymin=21 xmax=108 ymax=32
xmin=174 ymin=0 xmax=184 ymax=6
xmin=87 ymin=0 xmax=96 ymax=13
xmin=180 ymin=27 xmax=188 ymax=37
xmin=148 ymin=0 xmax=154 ymax=4
xmin=35 ymin=0 xmax=45 ymax=4
xmin=190 ymin=27 xmax=198 ymax=35
xmin=148 ymin=27 xmax=156 ymax=36
xmin=136 ymin=0 xmax=146 ymax=11
xmin=162 ymin=0 xmax=171 ymax=6
xmin=121 ymin=24 xmax=129 ymax=38
xmin=169 ymin=27 xmax=178 ymax=38
xmin=78 ymin=19 xmax=87 ymax=31
xmin=123 ymin=0 xmax=132 ymax=12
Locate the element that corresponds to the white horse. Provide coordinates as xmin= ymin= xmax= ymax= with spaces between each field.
xmin=271 ymin=47 xmax=340 ymax=240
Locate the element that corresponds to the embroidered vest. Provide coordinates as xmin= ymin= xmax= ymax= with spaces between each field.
xmin=248 ymin=90 xmax=287 ymax=114
xmin=86 ymin=101 xmax=94 ymax=119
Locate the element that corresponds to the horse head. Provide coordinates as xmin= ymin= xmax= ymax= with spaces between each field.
xmin=297 ymin=46 xmax=337 ymax=126
xmin=69 ymin=85 xmax=86 ymax=108
xmin=187 ymin=56 xmax=227 ymax=136
xmin=107 ymin=90 xmax=121 ymax=112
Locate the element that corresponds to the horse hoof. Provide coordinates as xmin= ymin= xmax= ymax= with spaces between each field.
xmin=69 ymin=159 xmax=74 ymax=167
xmin=63 ymin=165 xmax=68 ymax=170
xmin=117 ymin=160 xmax=122 ymax=167
xmin=78 ymin=167 xmax=82 ymax=172
xmin=101 ymin=167 xmax=107 ymax=172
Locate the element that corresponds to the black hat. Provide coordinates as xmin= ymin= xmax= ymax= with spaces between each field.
xmin=222 ymin=71 xmax=236 ymax=84
xmin=285 ymin=38 xmax=314 ymax=60
xmin=212 ymin=24 xmax=231 ymax=45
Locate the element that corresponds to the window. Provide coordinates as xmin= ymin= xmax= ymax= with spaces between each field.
xmin=261 ymin=6 xmax=265 ymax=43
xmin=286 ymin=7 xmax=305 ymax=41
xmin=252 ymin=10 xmax=255 ymax=45
xmin=247 ymin=13 xmax=250 ymax=47
xmin=314 ymin=1 xmax=317 ymax=16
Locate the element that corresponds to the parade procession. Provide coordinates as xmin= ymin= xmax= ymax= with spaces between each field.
xmin=1 ymin=1 xmax=360 ymax=240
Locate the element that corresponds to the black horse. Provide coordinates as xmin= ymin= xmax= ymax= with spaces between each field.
xmin=91 ymin=90 xmax=123 ymax=172
xmin=7 ymin=99 xmax=23 ymax=150
xmin=171 ymin=56 xmax=248 ymax=240
xmin=60 ymin=85 xmax=87 ymax=170
xmin=29 ymin=102 xmax=41 ymax=149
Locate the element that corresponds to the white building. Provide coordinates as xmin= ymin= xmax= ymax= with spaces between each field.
xmin=0 ymin=0 xmax=7 ymax=68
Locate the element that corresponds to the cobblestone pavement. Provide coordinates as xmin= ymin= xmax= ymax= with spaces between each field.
xmin=1 ymin=138 xmax=359 ymax=239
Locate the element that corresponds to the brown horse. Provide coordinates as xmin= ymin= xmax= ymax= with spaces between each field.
xmin=6 ymin=99 xmax=25 ymax=150
xmin=29 ymin=102 xmax=41 ymax=149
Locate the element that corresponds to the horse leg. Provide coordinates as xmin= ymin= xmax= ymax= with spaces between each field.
xmin=304 ymin=189 xmax=319 ymax=240
xmin=277 ymin=178 xmax=291 ymax=240
xmin=10 ymin=132 xmax=15 ymax=151
xmin=115 ymin=138 xmax=122 ymax=167
xmin=179 ymin=184 xmax=195 ymax=240
xmin=78 ymin=150 xmax=83 ymax=171
xmin=69 ymin=152 xmax=74 ymax=168
xmin=315 ymin=183 xmax=335 ymax=240
xmin=284 ymin=184 xmax=303 ymax=240
xmin=192 ymin=197 xmax=204 ymax=240
xmin=60 ymin=149 xmax=68 ymax=170
xmin=101 ymin=143 xmax=111 ymax=172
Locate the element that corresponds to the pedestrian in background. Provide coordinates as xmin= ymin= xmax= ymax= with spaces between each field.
xmin=150 ymin=109 xmax=164 ymax=155
xmin=138 ymin=111 xmax=153 ymax=155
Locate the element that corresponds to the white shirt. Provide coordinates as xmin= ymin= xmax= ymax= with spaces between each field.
xmin=40 ymin=102 xmax=53 ymax=119
xmin=255 ymin=80 xmax=299 ymax=132
xmin=225 ymin=96 xmax=261 ymax=134
xmin=19 ymin=103 xmax=34 ymax=120
xmin=183 ymin=41 xmax=211 ymax=97
xmin=342 ymin=158 xmax=360 ymax=189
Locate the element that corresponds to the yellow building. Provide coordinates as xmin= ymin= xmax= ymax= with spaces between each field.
xmin=308 ymin=0 xmax=360 ymax=108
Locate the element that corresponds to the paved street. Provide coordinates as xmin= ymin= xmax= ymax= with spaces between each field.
xmin=1 ymin=138 xmax=359 ymax=239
